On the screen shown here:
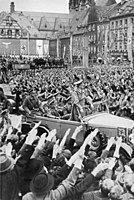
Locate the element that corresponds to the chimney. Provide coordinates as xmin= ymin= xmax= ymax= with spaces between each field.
xmin=10 ymin=2 xmax=15 ymax=13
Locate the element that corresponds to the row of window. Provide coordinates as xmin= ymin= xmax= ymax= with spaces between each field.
xmin=111 ymin=18 xmax=134 ymax=29
xmin=111 ymin=29 xmax=128 ymax=40
xmin=0 ymin=28 xmax=21 ymax=37
xmin=88 ymin=35 xmax=96 ymax=43
xmin=73 ymin=43 xmax=133 ymax=54
xmin=88 ymin=24 xmax=96 ymax=32
xmin=88 ymin=45 xmax=97 ymax=53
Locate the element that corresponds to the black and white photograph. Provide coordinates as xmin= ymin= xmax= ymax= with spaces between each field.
xmin=1 ymin=0 xmax=134 ymax=199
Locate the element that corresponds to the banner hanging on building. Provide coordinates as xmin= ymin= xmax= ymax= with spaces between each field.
xmin=20 ymin=39 xmax=28 ymax=55
xmin=127 ymin=22 xmax=133 ymax=63
xmin=43 ymin=40 xmax=49 ymax=56
xmin=104 ymin=24 xmax=109 ymax=63
xmin=36 ymin=40 xmax=43 ymax=57
xmin=109 ymin=31 xmax=116 ymax=50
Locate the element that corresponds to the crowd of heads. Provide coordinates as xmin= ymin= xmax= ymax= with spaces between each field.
xmin=6 ymin=63 xmax=134 ymax=120
xmin=1 ymin=112 xmax=134 ymax=200
xmin=1 ymin=62 xmax=134 ymax=199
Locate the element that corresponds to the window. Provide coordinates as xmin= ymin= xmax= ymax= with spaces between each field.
xmin=124 ymin=44 xmax=127 ymax=50
xmin=124 ymin=19 xmax=128 ymax=26
xmin=115 ymin=42 xmax=118 ymax=51
xmin=88 ymin=25 xmax=91 ymax=31
xmin=119 ymin=30 xmax=122 ymax=40
xmin=111 ymin=21 xmax=114 ymax=29
xmin=15 ymin=29 xmax=20 ymax=36
xmin=119 ymin=42 xmax=122 ymax=50
xmin=102 ymin=45 xmax=104 ymax=53
xmin=124 ymin=29 xmax=127 ymax=38
xmin=93 ymin=35 xmax=96 ymax=42
xmin=115 ymin=30 xmax=118 ymax=39
xmin=0 ymin=29 xmax=4 ymax=35
xmin=88 ymin=36 xmax=91 ymax=45
xmin=116 ymin=21 xmax=118 ymax=28
xmin=7 ymin=29 xmax=12 ymax=37
xmin=120 ymin=20 xmax=122 ymax=26
xmin=94 ymin=46 xmax=96 ymax=53
xmin=131 ymin=18 xmax=134 ymax=23
xmin=92 ymin=24 xmax=95 ymax=31
xmin=91 ymin=35 xmax=94 ymax=42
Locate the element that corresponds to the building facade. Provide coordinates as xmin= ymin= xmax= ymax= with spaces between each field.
xmin=109 ymin=0 xmax=134 ymax=62
xmin=0 ymin=0 xmax=134 ymax=66
xmin=0 ymin=2 xmax=72 ymax=57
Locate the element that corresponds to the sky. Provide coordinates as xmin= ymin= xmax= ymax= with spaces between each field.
xmin=0 ymin=0 xmax=69 ymax=13
xmin=0 ymin=0 xmax=121 ymax=13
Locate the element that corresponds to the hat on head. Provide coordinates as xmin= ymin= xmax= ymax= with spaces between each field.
xmin=0 ymin=152 xmax=14 ymax=173
xmin=30 ymin=173 xmax=54 ymax=196
xmin=24 ymin=158 xmax=43 ymax=180
xmin=120 ymin=143 xmax=133 ymax=160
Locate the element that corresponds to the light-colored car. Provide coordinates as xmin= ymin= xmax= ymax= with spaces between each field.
xmin=21 ymin=112 xmax=134 ymax=152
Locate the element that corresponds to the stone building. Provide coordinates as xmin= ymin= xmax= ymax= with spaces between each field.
xmin=0 ymin=0 xmax=134 ymax=66
xmin=109 ymin=0 xmax=134 ymax=62
xmin=0 ymin=2 xmax=72 ymax=57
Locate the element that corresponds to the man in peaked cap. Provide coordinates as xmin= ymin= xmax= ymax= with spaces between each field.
xmin=68 ymin=79 xmax=94 ymax=121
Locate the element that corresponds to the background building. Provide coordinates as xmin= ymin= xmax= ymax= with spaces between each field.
xmin=0 ymin=2 xmax=72 ymax=57
xmin=0 ymin=0 xmax=134 ymax=67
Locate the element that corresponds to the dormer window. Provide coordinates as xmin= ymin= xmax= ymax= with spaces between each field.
xmin=44 ymin=24 xmax=47 ymax=28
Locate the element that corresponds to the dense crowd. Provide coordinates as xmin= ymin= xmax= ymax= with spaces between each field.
xmin=5 ymin=63 xmax=134 ymax=121
xmin=1 ymin=62 xmax=134 ymax=200
xmin=1 ymin=111 xmax=134 ymax=200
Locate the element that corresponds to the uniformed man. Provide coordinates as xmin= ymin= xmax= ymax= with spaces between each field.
xmin=68 ymin=80 xmax=94 ymax=121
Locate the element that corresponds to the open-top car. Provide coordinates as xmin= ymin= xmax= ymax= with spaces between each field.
xmin=8 ymin=111 xmax=134 ymax=154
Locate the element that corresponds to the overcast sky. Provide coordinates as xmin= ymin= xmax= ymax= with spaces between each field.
xmin=0 ymin=0 xmax=69 ymax=13
xmin=0 ymin=0 xmax=121 ymax=13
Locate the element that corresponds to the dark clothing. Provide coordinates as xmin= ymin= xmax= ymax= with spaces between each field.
xmin=0 ymin=144 xmax=34 ymax=200
xmin=63 ymin=173 xmax=95 ymax=200
xmin=0 ymin=95 xmax=10 ymax=110
xmin=23 ymin=96 xmax=41 ymax=111
xmin=52 ymin=164 xmax=72 ymax=189
xmin=82 ymin=191 xmax=108 ymax=200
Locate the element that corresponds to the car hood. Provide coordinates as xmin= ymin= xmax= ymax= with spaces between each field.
xmin=83 ymin=112 xmax=134 ymax=129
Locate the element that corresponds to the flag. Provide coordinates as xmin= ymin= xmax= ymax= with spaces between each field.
xmin=36 ymin=40 xmax=43 ymax=57
xmin=127 ymin=22 xmax=133 ymax=63
xmin=63 ymin=46 xmax=66 ymax=58
xmin=104 ymin=25 xmax=109 ymax=63
xmin=44 ymin=40 xmax=49 ymax=56
xmin=109 ymin=31 xmax=116 ymax=49
xmin=20 ymin=39 xmax=28 ymax=55
xmin=97 ymin=25 xmax=103 ymax=48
